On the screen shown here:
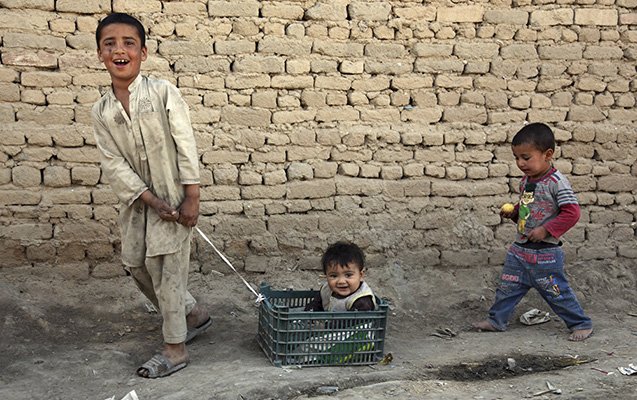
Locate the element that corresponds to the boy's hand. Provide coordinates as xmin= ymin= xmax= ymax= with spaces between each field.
xmin=153 ymin=198 xmax=180 ymax=222
xmin=177 ymin=184 xmax=200 ymax=227
xmin=140 ymin=190 xmax=179 ymax=222
xmin=526 ymin=226 xmax=548 ymax=242
xmin=177 ymin=196 xmax=199 ymax=227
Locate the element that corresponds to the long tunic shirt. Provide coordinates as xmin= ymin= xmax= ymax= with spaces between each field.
xmin=92 ymin=74 xmax=199 ymax=266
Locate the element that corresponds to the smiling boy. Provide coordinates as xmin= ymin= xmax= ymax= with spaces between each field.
xmin=305 ymin=241 xmax=377 ymax=312
xmin=92 ymin=13 xmax=212 ymax=378
xmin=473 ymin=123 xmax=593 ymax=341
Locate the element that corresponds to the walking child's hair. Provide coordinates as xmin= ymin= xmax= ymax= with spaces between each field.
xmin=512 ymin=122 xmax=555 ymax=152
xmin=95 ymin=12 xmax=146 ymax=48
xmin=321 ymin=241 xmax=365 ymax=274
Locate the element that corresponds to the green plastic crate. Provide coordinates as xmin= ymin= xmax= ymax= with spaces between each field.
xmin=256 ymin=283 xmax=388 ymax=367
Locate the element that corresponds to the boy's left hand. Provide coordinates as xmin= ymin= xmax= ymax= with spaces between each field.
xmin=526 ymin=226 xmax=548 ymax=242
xmin=177 ymin=196 xmax=199 ymax=227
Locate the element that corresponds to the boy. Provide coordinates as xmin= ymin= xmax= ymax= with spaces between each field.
xmin=305 ymin=241 xmax=377 ymax=312
xmin=92 ymin=13 xmax=212 ymax=378
xmin=473 ymin=123 xmax=593 ymax=341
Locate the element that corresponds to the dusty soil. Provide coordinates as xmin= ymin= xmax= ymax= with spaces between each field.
xmin=1 ymin=256 xmax=636 ymax=400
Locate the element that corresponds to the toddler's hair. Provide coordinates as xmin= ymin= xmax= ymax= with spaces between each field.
xmin=95 ymin=13 xmax=146 ymax=49
xmin=512 ymin=122 xmax=555 ymax=152
xmin=321 ymin=241 xmax=365 ymax=274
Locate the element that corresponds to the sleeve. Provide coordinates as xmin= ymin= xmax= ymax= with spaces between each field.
xmin=304 ymin=293 xmax=324 ymax=311
xmin=92 ymin=108 xmax=148 ymax=206
xmin=543 ymin=177 xmax=580 ymax=238
xmin=351 ymin=295 xmax=375 ymax=311
xmin=164 ymin=83 xmax=200 ymax=184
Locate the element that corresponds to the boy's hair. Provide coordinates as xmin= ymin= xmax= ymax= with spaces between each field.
xmin=95 ymin=13 xmax=146 ymax=49
xmin=321 ymin=241 xmax=365 ymax=273
xmin=512 ymin=122 xmax=555 ymax=152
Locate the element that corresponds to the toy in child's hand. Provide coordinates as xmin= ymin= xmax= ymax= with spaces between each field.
xmin=500 ymin=203 xmax=515 ymax=213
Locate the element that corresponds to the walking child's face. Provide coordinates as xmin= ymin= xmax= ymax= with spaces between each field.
xmin=512 ymin=143 xmax=554 ymax=180
xmin=97 ymin=23 xmax=147 ymax=86
xmin=325 ymin=262 xmax=364 ymax=298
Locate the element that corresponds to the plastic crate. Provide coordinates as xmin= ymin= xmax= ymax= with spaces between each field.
xmin=256 ymin=283 xmax=388 ymax=367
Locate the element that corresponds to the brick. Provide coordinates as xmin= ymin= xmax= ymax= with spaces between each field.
xmin=0 ymin=0 xmax=53 ymax=10
xmin=272 ymin=110 xmax=316 ymax=124
xmin=538 ymin=44 xmax=584 ymax=60
xmin=0 ymin=9 xmax=48 ymax=30
xmin=12 ymin=165 xmax=41 ymax=187
xmin=454 ymin=43 xmax=499 ymax=59
xmin=583 ymin=45 xmax=623 ymax=60
xmin=208 ymin=1 xmax=260 ymax=17
xmin=220 ymin=106 xmax=271 ymax=127
xmin=530 ymin=9 xmax=574 ymax=26
xmin=437 ymin=6 xmax=484 ymax=23
xmin=43 ymin=166 xmax=71 ymax=187
xmin=43 ymin=188 xmax=91 ymax=205
xmin=484 ymin=9 xmax=528 ymax=25
xmin=431 ymin=178 xmax=509 ymax=197
xmin=21 ymin=72 xmax=72 ymax=87
xmin=500 ymin=44 xmax=538 ymax=60
xmin=202 ymin=150 xmax=249 ymax=165
xmin=2 ymin=49 xmax=58 ymax=68
xmin=567 ymin=105 xmax=605 ymax=122
xmin=395 ymin=6 xmax=436 ymax=20
xmin=316 ymin=107 xmax=359 ymax=122
xmin=159 ymin=41 xmax=213 ymax=56
xmin=271 ymin=75 xmax=313 ymax=89
xmin=0 ymin=83 xmax=20 ymax=102
xmin=598 ymin=175 xmax=637 ymax=192
xmin=164 ymin=1 xmax=206 ymax=15
xmin=575 ymin=9 xmax=618 ymax=26
xmin=56 ymin=0 xmax=110 ymax=13
xmin=215 ymin=40 xmax=255 ymax=55
xmin=413 ymin=43 xmax=454 ymax=58
xmin=257 ymin=38 xmax=313 ymax=56
xmin=348 ymin=2 xmax=392 ymax=21
xmin=225 ymin=74 xmax=270 ymax=90
xmin=305 ymin=2 xmax=347 ymax=20
xmin=313 ymin=40 xmax=364 ymax=57
xmin=262 ymin=4 xmax=304 ymax=19
xmin=233 ymin=56 xmax=285 ymax=74
xmin=365 ymin=43 xmax=406 ymax=58
xmin=112 ymin=0 xmax=161 ymax=13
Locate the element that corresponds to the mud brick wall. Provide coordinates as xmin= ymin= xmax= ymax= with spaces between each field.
xmin=0 ymin=0 xmax=636 ymax=277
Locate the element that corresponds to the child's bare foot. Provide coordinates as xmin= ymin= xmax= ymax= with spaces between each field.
xmin=568 ymin=328 xmax=593 ymax=341
xmin=472 ymin=320 xmax=498 ymax=332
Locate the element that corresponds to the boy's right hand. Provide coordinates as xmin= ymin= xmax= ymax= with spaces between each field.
xmin=153 ymin=198 xmax=179 ymax=222
xmin=140 ymin=190 xmax=179 ymax=222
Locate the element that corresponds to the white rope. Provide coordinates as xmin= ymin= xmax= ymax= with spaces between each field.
xmin=195 ymin=227 xmax=265 ymax=303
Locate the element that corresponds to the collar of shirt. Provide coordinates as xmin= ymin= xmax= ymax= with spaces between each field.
xmin=106 ymin=73 xmax=144 ymax=100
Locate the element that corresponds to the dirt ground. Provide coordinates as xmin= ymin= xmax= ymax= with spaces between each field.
xmin=1 ymin=255 xmax=636 ymax=400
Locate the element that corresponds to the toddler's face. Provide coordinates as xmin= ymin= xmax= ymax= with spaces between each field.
xmin=512 ymin=143 xmax=553 ymax=180
xmin=326 ymin=262 xmax=364 ymax=298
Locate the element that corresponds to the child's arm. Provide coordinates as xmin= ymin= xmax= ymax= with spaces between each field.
xmin=93 ymin=113 xmax=148 ymax=206
xmin=529 ymin=203 xmax=580 ymax=242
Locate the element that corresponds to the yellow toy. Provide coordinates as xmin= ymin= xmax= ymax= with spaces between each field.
xmin=501 ymin=203 xmax=515 ymax=213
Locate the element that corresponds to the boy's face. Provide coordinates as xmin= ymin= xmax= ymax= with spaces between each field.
xmin=97 ymin=23 xmax=147 ymax=87
xmin=512 ymin=143 xmax=554 ymax=180
xmin=326 ymin=262 xmax=364 ymax=298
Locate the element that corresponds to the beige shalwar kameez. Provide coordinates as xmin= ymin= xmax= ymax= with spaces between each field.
xmin=92 ymin=74 xmax=200 ymax=343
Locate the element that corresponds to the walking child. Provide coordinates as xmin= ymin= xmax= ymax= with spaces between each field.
xmin=473 ymin=123 xmax=593 ymax=341
xmin=92 ymin=13 xmax=212 ymax=378
xmin=305 ymin=241 xmax=377 ymax=312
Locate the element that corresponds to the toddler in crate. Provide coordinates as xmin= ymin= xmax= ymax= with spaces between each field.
xmin=305 ymin=241 xmax=377 ymax=312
